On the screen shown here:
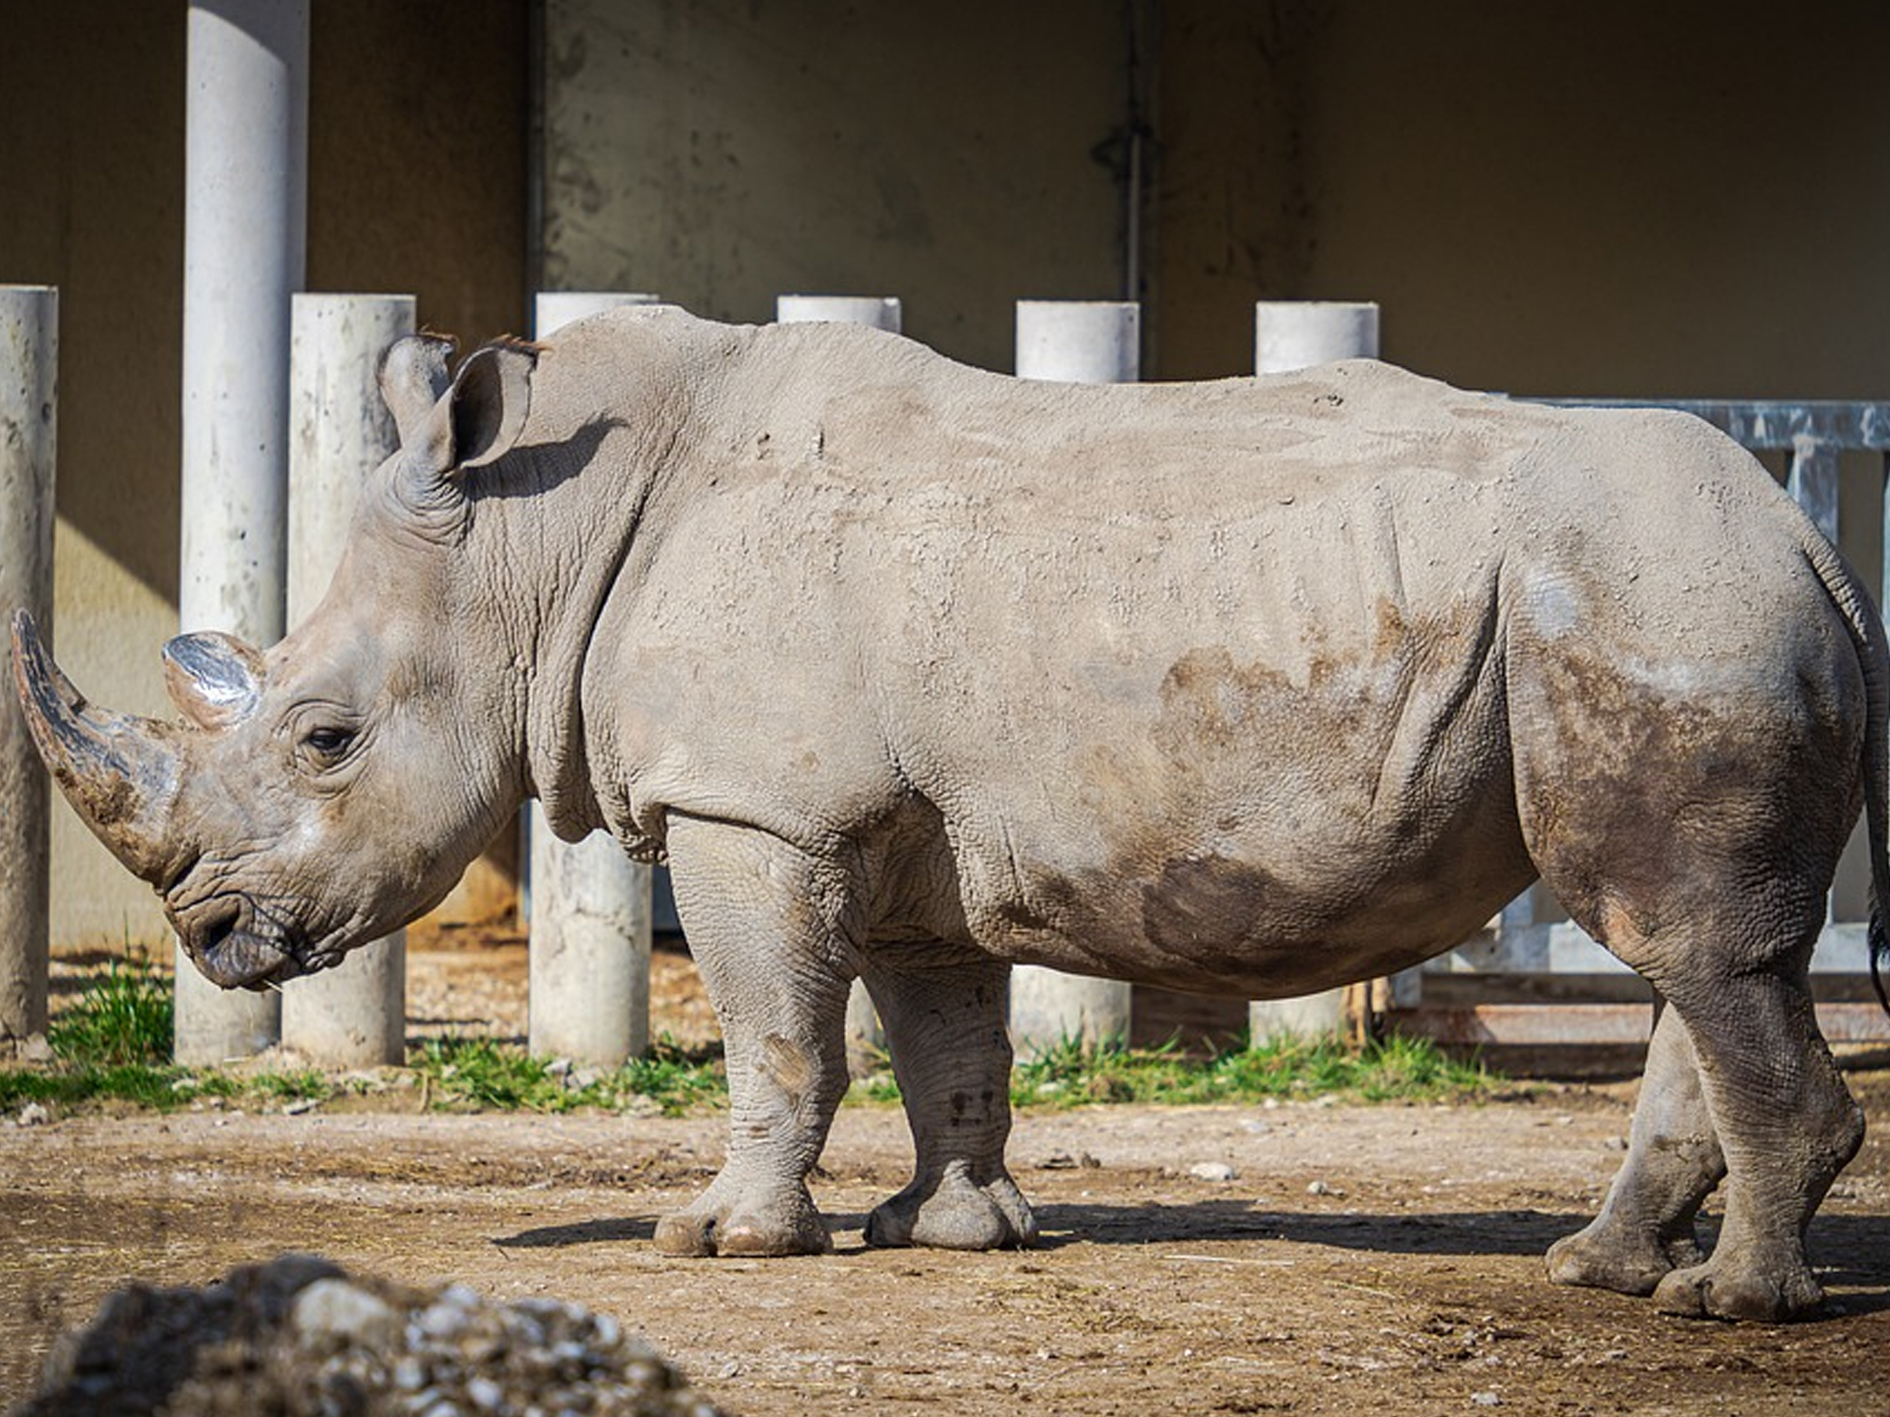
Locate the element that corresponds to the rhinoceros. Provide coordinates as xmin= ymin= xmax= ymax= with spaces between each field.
xmin=12 ymin=306 xmax=1883 ymax=1321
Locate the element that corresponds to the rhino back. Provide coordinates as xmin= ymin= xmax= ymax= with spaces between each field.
xmin=571 ymin=316 xmax=1830 ymax=987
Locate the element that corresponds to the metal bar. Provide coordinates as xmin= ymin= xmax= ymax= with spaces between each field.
xmin=1786 ymin=436 xmax=1840 ymax=543
xmin=1531 ymin=399 xmax=1890 ymax=452
xmin=1390 ymin=1001 xmax=1889 ymax=1047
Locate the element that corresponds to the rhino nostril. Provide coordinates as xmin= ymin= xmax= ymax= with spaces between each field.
xmin=191 ymin=899 xmax=242 ymax=959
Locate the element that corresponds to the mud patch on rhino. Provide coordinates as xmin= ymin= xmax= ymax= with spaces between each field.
xmin=1140 ymin=853 xmax=1280 ymax=968
xmin=1508 ymin=632 xmax=1864 ymax=967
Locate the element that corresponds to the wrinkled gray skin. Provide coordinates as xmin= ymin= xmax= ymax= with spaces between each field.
xmin=15 ymin=307 xmax=1885 ymax=1322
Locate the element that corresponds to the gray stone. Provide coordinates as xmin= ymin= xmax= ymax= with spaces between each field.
xmin=290 ymin=1278 xmax=399 ymax=1346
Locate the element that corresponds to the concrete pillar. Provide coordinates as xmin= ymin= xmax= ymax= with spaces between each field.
xmin=174 ymin=0 xmax=308 ymax=1064
xmin=1008 ymin=300 xmax=1140 ymax=1057
xmin=1254 ymin=301 xmax=1380 ymax=374
xmin=776 ymin=295 xmax=903 ymax=332
xmin=0 ymin=287 xmax=56 ymax=1051
xmin=1014 ymin=299 xmax=1139 ymax=383
xmin=526 ymin=291 xmax=658 ymax=1066
xmin=1250 ymin=301 xmax=1380 ymax=1045
xmin=776 ymin=293 xmax=903 ymax=1074
xmin=279 ymin=294 xmax=414 ymax=1066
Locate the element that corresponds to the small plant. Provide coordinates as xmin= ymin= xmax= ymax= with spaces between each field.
xmin=410 ymin=1035 xmax=727 ymax=1116
xmin=1006 ymin=1031 xmax=1501 ymax=1110
xmin=47 ymin=950 xmax=173 ymax=1067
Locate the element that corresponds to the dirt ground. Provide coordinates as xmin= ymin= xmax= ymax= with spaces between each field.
xmin=4 ymin=936 xmax=1888 ymax=1416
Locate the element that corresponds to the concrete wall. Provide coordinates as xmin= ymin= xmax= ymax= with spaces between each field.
xmin=1155 ymin=1 xmax=1890 ymax=397
xmin=0 ymin=2 xmax=526 ymax=949
xmin=543 ymin=0 xmax=1132 ymax=373
xmin=8 ymin=0 xmax=1886 ymax=949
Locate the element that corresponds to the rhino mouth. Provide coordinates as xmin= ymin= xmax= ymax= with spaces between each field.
xmin=177 ymin=898 xmax=307 ymax=992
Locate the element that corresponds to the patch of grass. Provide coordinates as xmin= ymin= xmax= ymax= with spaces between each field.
xmin=411 ymin=1035 xmax=727 ymax=1116
xmin=0 ymin=957 xmax=334 ymax=1117
xmin=1005 ymin=1031 xmax=1502 ymax=1110
xmin=46 ymin=950 xmax=173 ymax=1067
xmin=844 ymin=1031 xmax=1500 ymax=1111
xmin=3 ymin=962 xmax=1494 ymax=1119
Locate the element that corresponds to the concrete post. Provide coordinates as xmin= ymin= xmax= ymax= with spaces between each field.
xmin=526 ymin=291 xmax=659 ymax=1067
xmin=1250 ymin=301 xmax=1380 ymax=1045
xmin=174 ymin=0 xmax=308 ymax=1064
xmin=1008 ymin=300 xmax=1140 ymax=1057
xmin=1014 ymin=299 xmax=1139 ymax=383
xmin=279 ymin=294 xmax=414 ymax=1066
xmin=0 ymin=287 xmax=56 ymax=1051
xmin=776 ymin=295 xmax=902 ymax=332
xmin=1254 ymin=301 xmax=1380 ymax=374
xmin=776 ymin=293 xmax=903 ymax=1075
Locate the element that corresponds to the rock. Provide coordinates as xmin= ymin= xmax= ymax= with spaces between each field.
xmin=1306 ymin=1179 xmax=1346 ymax=1197
xmin=290 ymin=1278 xmax=399 ymax=1347
xmin=1189 ymin=1162 xmax=1238 ymax=1183
xmin=1470 ymin=1392 xmax=1503 ymax=1406
xmin=12 ymin=1254 xmax=725 ymax=1417
xmin=16 ymin=1102 xmax=50 ymax=1126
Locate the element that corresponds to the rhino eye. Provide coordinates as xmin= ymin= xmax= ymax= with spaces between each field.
xmin=299 ymin=725 xmax=357 ymax=768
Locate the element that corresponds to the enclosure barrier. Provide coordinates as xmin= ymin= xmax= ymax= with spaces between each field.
xmin=1386 ymin=397 xmax=1890 ymax=1051
xmin=0 ymin=287 xmax=56 ymax=1050
xmin=279 ymin=293 xmax=414 ymax=1067
xmin=1006 ymin=300 xmax=1142 ymax=1058
xmin=173 ymin=0 xmax=309 ymax=1064
xmin=525 ymin=291 xmax=663 ymax=1067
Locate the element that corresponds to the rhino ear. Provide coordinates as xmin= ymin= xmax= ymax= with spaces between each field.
xmin=378 ymin=334 xmax=457 ymax=450
xmin=408 ymin=341 xmax=538 ymax=484
xmin=162 ymin=632 xmax=265 ymax=731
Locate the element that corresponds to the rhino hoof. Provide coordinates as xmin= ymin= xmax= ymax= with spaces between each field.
xmin=865 ymin=1173 xmax=1038 ymax=1251
xmin=1651 ymin=1262 xmax=1822 ymax=1323
xmin=653 ymin=1197 xmax=832 ymax=1258
xmin=1545 ymin=1227 xmax=1679 ymax=1297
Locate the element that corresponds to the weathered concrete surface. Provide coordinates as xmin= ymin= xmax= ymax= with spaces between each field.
xmin=542 ymin=0 xmax=1124 ymax=372
xmin=0 ymin=287 xmax=56 ymax=1045
xmin=280 ymin=293 xmax=414 ymax=1067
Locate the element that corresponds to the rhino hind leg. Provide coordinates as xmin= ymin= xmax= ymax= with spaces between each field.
xmin=1547 ymin=1000 xmax=1724 ymax=1295
xmin=1642 ymin=967 xmax=1863 ymax=1322
xmin=1511 ymin=629 xmax=1868 ymax=1319
xmin=652 ymin=815 xmax=854 ymax=1258
xmin=1540 ymin=888 xmax=1862 ymax=1320
xmin=857 ymin=951 xmax=1037 ymax=1250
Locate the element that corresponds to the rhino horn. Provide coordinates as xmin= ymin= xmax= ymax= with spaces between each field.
xmin=10 ymin=610 xmax=185 ymax=886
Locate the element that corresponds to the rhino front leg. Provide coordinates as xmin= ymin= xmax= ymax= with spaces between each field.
xmin=1547 ymin=999 xmax=1724 ymax=1295
xmin=653 ymin=814 xmax=854 ymax=1258
xmin=859 ymin=951 xmax=1037 ymax=1250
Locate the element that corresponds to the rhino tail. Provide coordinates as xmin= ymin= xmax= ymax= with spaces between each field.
xmin=1801 ymin=528 xmax=1890 ymax=1017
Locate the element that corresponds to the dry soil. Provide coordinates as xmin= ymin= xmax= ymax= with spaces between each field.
xmin=3 ymin=938 xmax=1886 ymax=1417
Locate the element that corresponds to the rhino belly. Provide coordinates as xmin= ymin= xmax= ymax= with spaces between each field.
xmin=957 ymin=782 xmax=1533 ymax=995
xmin=936 ymin=636 xmax=1533 ymax=994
